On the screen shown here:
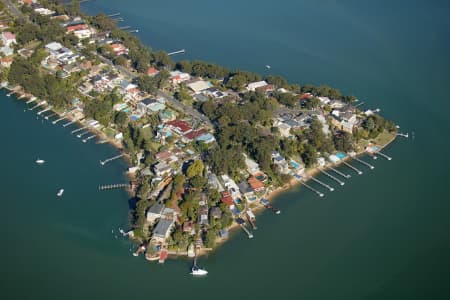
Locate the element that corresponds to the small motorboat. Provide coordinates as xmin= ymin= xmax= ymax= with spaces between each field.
xmin=191 ymin=266 xmax=208 ymax=276
xmin=57 ymin=189 xmax=64 ymax=197
xmin=36 ymin=159 xmax=45 ymax=165
xmin=265 ymin=65 xmax=271 ymax=69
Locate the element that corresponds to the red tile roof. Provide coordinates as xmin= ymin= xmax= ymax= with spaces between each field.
xmin=66 ymin=24 xmax=88 ymax=32
xmin=184 ymin=128 xmax=207 ymax=140
xmin=248 ymin=176 xmax=264 ymax=191
xmin=300 ymin=93 xmax=313 ymax=100
xmin=155 ymin=151 xmax=172 ymax=161
xmin=147 ymin=67 xmax=159 ymax=76
xmin=221 ymin=191 xmax=234 ymax=206
xmin=166 ymin=120 xmax=192 ymax=134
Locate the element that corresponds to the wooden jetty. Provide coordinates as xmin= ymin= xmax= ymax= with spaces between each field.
xmin=37 ymin=106 xmax=53 ymax=115
xmin=168 ymin=49 xmax=185 ymax=56
xmin=77 ymin=131 xmax=89 ymax=138
xmin=320 ymin=169 xmax=345 ymax=186
xmin=300 ymin=181 xmax=324 ymax=197
xmin=45 ymin=112 xmax=56 ymax=120
xmin=82 ymin=135 xmax=96 ymax=143
xmin=246 ymin=210 xmax=257 ymax=230
xmin=29 ymin=101 xmax=47 ymax=111
xmin=376 ymin=151 xmax=392 ymax=160
xmin=62 ymin=119 xmax=77 ymax=128
xmin=98 ymin=183 xmax=131 ymax=191
xmin=71 ymin=126 xmax=87 ymax=134
xmin=100 ymin=154 xmax=124 ymax=166
xmin=343 ymin=161 xmax=363 ymax=175
xmin=354 ymin=157 xmax=374 ymax=169
xmin=52 ymin=117 xmax=66 ymax=125
xmin=236 ymin=218 xmax=253 ymax=238
xmin=310 ymin=177 xmax=334 ymax=191
xmin=329 ymin=166 xmax=351 ymax=179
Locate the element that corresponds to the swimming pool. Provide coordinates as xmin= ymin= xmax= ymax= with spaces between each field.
xmin=289 ymin=160 xmax=300 ymax=169
xmin=336 ymin=152 xmax=347 ymax=159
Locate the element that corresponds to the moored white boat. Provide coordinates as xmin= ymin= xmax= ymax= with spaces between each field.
xmin=57 ymin=189 xmax=64 ymax=197
xmin=191 ymin=266 xmax=208 ymax=276
xmin=36 ymin=159 xmax=45 ymax=164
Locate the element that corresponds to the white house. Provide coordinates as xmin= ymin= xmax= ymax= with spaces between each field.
xmin=169 ymin=70 xmax=191 ymax=85
xmin=247 ymin=80 xmax=268 ymax=92
xmin=187 ymin=80 xmax=212 ymax=94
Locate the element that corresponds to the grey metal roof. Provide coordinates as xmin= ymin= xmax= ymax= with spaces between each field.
xmin=148 ymin=203 xmax=165 ymax=215
xmin=153 ymin=219 xmax=174 ymax=238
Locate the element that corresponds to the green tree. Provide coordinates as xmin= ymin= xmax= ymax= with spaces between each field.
xmin=186 ymin=160 xmax=204 ymax=178
xmin=114 ymin=111 xmax=128 ymax=127
xmin=113 ymin=55 xmax=128 ymax=67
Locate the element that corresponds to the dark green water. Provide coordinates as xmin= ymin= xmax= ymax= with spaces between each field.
xmin=2 ymin=0 xmax=450 ymax=299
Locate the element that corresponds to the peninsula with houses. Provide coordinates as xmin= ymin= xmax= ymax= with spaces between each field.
xmin=0 ymin=0 xmax=398 ymax=263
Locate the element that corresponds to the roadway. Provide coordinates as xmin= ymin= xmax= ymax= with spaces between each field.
xmin=1 ymin=0 xmax=28 ymax=22
xmin=96 ymin=53 xmax=213 ymax=128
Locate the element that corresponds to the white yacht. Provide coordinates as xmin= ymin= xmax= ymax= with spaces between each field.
xmin=36 ymin=159 xmax=45 ymax=164
xmin=57 ymin=189 xmax=64 ymax=197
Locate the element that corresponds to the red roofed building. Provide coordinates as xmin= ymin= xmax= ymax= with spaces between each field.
xmin=183 ymin=128 xmax=207 ymax=141
xmin=300 ymin=93 xmax=313 ymax=100
xmin=221 ymin=191 xmax=234 ymax=206
xmin=256 ymin=84 xmax=275 ymax=93
xmin=166 ymin=120 xmax=192 ymax=135
xmin=66 ymin=23 xmax=88 ymax=32
xmin=0 ymin=56 xmax=13 ymax=68
xmin=147 ymin=67 xmax=159 ymax=76
xmin=111 ymin=43 xmax=128 ymax=56
xmin=248 ymin=176 xmax=265 ymax=192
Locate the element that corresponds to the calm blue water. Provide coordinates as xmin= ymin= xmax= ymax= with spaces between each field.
xmin=1 ymin=0 xmax=449 ymax=299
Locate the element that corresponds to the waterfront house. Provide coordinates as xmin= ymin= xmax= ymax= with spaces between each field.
xmin=271 ymin=152 xmax=290 ymax=174
xmin=152 ymin=219 xmax=175 ymax=242
xmin=331 ymin=109 xmax=358 ymax=133
xmin=248 ymin=176 xmax=265 ymax=193
xmin=246 ymin=80 xmax=268 ymax=92
xmin=238 ymin=181 xmax=255 ymax=202
xmin=153 ymin=162 xmax=172 ymax=177
xmin=187 ymin=79 xmax=212 ymax=94
xmin=146 ymin=203 xmax=165 ymax=224
xmin=169 ymin=70 xmax=191 ymax=85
